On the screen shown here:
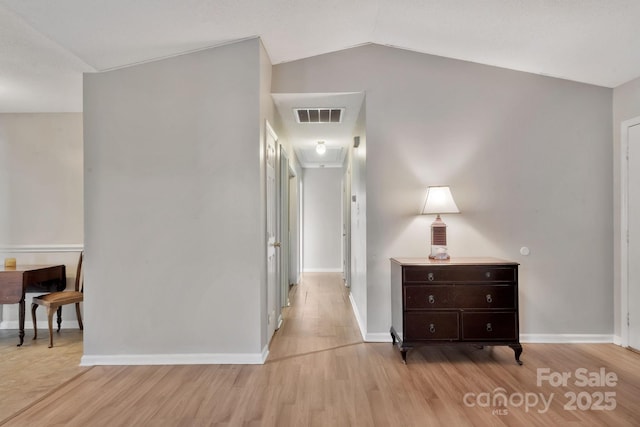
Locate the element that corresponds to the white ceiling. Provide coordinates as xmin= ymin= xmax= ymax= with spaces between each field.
xmin=1 ymin=0 xmax=639 ymax=165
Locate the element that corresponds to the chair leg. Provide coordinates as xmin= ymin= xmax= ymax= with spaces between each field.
xmin=31 ymin=303 xmax=38 ymax=340
xmin=56 ymin=306 xmax=62 ymax=332
xmin=75 ymin=303 xmax=83 ymax=330
xmin=46 ymin=306 xmax=56 ymax=348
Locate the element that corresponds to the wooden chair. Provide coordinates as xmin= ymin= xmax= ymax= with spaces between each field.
xmin=31 ymin=252 xmax=84 ymax=348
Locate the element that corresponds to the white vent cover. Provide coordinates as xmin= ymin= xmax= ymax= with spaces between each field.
xmin=294 ymin=108 xmax=343 ymax=123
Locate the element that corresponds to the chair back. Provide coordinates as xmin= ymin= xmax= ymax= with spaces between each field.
xmin=75 ymin=252 xmax=84 ymax=292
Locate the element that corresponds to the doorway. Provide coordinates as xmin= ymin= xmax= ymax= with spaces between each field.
xmin=621 ymin=116 xmax=640 ymax=351
xmin=265 ymin=121 xmax=278 ymax=342
xmin=270 ymin=91 xmax=366 ymax=338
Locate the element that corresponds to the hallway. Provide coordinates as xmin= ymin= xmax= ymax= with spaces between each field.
xmin=267 ymin=272 xmax=362 ymax=361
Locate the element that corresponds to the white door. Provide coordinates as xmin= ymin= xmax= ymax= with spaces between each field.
xmin=266 ymin=122 xmax=278 ymax=341
xmin=289 ymin=172 xmax=300 ymax=286
xmin=628 ymin=123 xmax=640 ymax=351
xmin=279 ymin=147 xmax=290 ymax=310
xmin=342 ymin=164 xmax=352 ymax=287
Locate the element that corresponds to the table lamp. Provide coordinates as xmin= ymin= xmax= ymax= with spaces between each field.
xmin=422 ymin=186 xmax=460 ymax=259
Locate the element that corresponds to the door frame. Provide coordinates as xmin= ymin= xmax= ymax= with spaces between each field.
xmin=620 ymin=116 xmax=640 ymax=347
xmin=342 ymin=161 xmax=352 ymax=287
xmin=278 ymin=145 xmax=290 ymax=317
xmin=265 ymin=120 xmax=279 ymax=341
xmin=288 ymin=165 xmax=300 ymax=287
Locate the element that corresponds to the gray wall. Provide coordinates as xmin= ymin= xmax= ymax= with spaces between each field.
xmin=273 ymin=44 xmax=613 ymax=339
xmin=83 ymin=39 xmax=270 ymax=361
xmin=0 ymin=113 xmax=83 ymax=327
xmin=302 ymin=167 xmax=343 ymax=271
xmin=0 ymin=113 xmax=83 ymax=245
xmin=259 ymin=41 xmax=274 ymax=351
xmin=613 ymin=75 xmax=640 ymax=339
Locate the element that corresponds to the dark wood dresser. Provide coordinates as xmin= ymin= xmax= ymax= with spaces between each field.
xmin=390 ymin=257 xmax=522 ymax=364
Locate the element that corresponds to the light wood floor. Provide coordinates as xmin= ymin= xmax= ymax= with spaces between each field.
xmin=2 ymin=273 xmax=640 ymax=426
xmin=0 ymin=327 xmax=87 ymax=423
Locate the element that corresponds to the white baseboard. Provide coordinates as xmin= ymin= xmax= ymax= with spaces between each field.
xmin=613 ymin=335 xmax=622 ymax=345
xmin=0 ymin=320 xmax=81 ymax=330
xmin=81 ymin=345 xmax=270 ymax=366
xmin=520 ymin=334 xmax=614 ymax=343
xmin=347 ymin=294 xmax=393 ymax=342
xmin=365 ymin=332 xmax=393 ymax=342
xmin=0 ymin=244 xmax=83 ymax=253
xmin=348 ymin=293 xmax=366 ymax=341
xmin=303 ymin=268 xmax=343 ymax=273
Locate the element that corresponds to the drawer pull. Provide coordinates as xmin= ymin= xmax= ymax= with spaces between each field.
xmin=486 ymin=294 xmax=493 ymax=303
xmin=427 ymin=273 xmax=435 ymax=281
xmin=486 ymin=323 xmax=493 ymax=332
xmin=429 ymin=323 xmax=436 ymax=334
xmin=485 ymin=271 xmax=492 ymax=279
xmin=428 ymin=295 xmax=435 ymax=304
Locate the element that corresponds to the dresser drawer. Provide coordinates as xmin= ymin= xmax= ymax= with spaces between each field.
xmin=405 ymin=285 xmax=453 ymax=309
xmin=461 ymin=312 xmax=517 ymax=341
xmin=403 ymin=266 xmax=516 ymax=283
xmin=454 ymin=285 xmax=516 ymax=309
xmin=404 ymin=312 xmax=459 ymax=341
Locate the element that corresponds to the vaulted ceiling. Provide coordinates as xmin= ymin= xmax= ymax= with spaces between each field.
xmin=1 ymin=1 xmax=639 ymax=167
xmin=2 ymin=0 xmax=640 ymax=114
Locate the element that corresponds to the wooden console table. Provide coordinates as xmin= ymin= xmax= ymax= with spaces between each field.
xmin=390 ymin=257 xmax=522 ymax=364
xmin=0 ymin=264 xmax=66 ymax=346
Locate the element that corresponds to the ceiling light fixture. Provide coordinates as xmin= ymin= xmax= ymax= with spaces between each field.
xmin=316 ymin=141 xmax=327 ymax=155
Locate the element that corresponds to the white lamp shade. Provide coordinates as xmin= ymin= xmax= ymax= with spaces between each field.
xmin=422 ymin=186 xmax=460 ymax=214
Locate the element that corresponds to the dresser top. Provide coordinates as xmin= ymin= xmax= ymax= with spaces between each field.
xmin=390 ymin=257 xmax=518 ymax=266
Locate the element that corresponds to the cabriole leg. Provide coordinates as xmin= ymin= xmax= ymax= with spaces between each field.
xmin=509 ymin=344 xmax=523 ymax=365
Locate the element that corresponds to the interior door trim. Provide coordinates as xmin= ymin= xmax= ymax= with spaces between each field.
xmin=620 ymin=116 xmax=640 ymax=348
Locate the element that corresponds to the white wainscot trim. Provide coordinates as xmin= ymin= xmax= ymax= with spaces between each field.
xmin=81 ymin=346 xmax=270 ymax=366
xmin=0 ymin=244 xmax=83 ymax=253
xmin=520 ymin=334 xmax=614 ymax=344
xmin=0 ymin=320 xmax=81 ymax=330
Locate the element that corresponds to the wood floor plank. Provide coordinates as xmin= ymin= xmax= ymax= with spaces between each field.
xmin=1 ymin=272 xmax=640 ymax=426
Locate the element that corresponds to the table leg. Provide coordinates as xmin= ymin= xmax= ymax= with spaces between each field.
xmin=18 ymin=299 xmax=25 ymax=347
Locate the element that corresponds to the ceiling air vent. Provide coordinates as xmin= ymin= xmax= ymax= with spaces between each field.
xmin=294 ymin=108 xmax=343 ymax=124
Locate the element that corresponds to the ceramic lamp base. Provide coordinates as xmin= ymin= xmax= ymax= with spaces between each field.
xmin=429 ymin=246 xmax=450 ymax=260
xmin=429 ymin=215 xmax=450 ymax=260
